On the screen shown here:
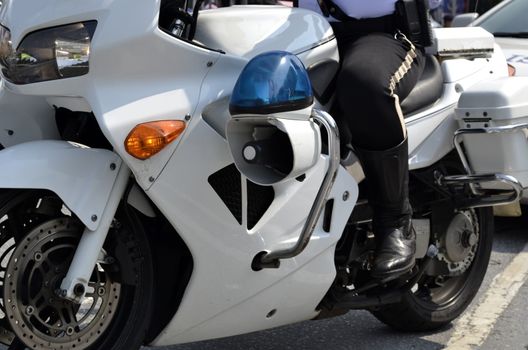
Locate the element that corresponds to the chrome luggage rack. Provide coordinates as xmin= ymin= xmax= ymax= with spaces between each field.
xmin=438 ymin=123 xmax=527 ymax=208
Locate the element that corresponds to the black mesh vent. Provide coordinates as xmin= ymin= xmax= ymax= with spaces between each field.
xmin=247 ymin=180 xmax=275 ymax=230
xmin=323 ymin=199 xmax=334 ymax=233
xmin=208 ymin=164 xmax=242 ymax=224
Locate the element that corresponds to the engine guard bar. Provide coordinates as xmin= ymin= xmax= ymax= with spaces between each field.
xmin=258 ymin=109 xmax=340 ymax=268
xmin=439 ymin=173 xmax=523 ymax=208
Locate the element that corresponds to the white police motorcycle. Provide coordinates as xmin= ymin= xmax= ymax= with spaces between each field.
xmin=0 ymin=1 xmax=527 ymax=349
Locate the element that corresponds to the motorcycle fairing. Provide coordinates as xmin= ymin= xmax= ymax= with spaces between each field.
xmin=0 ymin=0 xmax=221 ymax=190
xmin=146 ymin=116 xmax=358 ymax=345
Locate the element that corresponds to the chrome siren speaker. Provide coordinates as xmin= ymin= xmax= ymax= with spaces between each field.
xmin=226 ymin=51 xmax=321 ymax=186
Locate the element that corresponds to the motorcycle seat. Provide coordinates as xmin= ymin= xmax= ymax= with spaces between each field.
xmin=307 ymin=54 xmax=443 ymax=116
xmin=400 ymin=54 xmax=444 ymax=116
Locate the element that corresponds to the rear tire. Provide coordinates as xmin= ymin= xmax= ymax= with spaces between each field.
xmin=371 ymin=207 xmax=493 ymax=331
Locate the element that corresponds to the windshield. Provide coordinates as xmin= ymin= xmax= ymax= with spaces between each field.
xmin=478 ymin=0 xmax=528 ymax=35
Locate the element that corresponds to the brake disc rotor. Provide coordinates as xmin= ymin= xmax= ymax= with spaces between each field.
xmin=4 ymin=218 xmax=120 ymax=350
xmin=437 ymin=210 xmax=479 ymax=276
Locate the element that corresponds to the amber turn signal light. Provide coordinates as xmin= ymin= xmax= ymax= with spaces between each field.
xmin=125 ymin=120 xmax=186 ymax=160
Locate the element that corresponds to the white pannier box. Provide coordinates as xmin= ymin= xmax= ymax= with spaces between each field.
xmin=455 ymin=77 xmax=528 ymax=190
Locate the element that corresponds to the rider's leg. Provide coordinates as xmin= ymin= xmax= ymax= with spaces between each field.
xmin=355 ymin=139 xmax=414 ymax=278
xmin=336 ymin=32 xmax=425 ymax=279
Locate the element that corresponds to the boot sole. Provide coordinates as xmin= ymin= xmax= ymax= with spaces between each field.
xmin=371 ymin=260 xmax=416 ymax=283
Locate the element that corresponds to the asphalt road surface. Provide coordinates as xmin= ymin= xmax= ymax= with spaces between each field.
xmin=143 ymin=215 xmax=528 ymax=350
xmin=1 ymin=215 xmax=527 ymax=350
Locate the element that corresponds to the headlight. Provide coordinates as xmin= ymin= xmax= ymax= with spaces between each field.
xmin=0 ymin=21 xmax=96 ymax=84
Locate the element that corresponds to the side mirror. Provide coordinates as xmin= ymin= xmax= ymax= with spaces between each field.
xmin=227 ymin=51 xmax=320 ymax=185
xmin=451 ymin=13 xmax=479 ymax=27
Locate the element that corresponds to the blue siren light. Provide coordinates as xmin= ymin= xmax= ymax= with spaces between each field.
xmin=230 ymin=51 xmax=314 ymax=115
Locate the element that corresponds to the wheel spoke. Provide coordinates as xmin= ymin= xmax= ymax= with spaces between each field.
xmin=29 ymin=293 xmax=44 ymax=307
xmin=0 ymin=244 xmax=15 ymax=269
xmin=54 ymin=307 xmax=68 ymax=328
xmin=67 ymin=304 xmax=78 ymax=324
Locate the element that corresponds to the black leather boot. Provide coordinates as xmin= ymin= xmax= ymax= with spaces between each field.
xmin=355 ymin=138 xmax=416 ymax=280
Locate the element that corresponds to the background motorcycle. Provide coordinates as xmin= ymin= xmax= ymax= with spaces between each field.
xmin=0 ymin=0 xmax=525 ymax=349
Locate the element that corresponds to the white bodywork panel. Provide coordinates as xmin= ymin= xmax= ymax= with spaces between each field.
xmin=147 ymin=118 xmax=358 ymax=345
xmin=195 ymin=6 xmax=334 ymax=58
xmin=456 ymin=76 xmax=528 ymax=120
xmin=0 ymin=141 xmax=122 ymax=230
xmin=0 ymin=84 xmax=59 ymax=147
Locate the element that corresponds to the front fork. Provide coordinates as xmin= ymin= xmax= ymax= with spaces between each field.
xmin=59 ymin=164 xmax=131 ymax=302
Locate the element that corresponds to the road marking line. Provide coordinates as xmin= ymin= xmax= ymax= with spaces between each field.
xmin=445 ymin=241 xmax=528 ymax=350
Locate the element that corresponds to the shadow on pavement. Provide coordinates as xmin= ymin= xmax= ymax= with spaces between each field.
xmin=492 ymin=210 xmax=528 ymax=254
xmin=150 ymin=310 xmax=445 ymax=350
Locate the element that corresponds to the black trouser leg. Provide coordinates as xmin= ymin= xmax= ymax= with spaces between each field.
xmin=332 ymin=27 xmax=425 ymax=278
xmin=335 ymin=32 xmax=425 ymax=150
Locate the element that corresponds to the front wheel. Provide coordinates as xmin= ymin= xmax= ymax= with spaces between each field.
xmin=371 ymin=206 xmax=493 ymax=331
xmin=0 ymin=190 xmax=154 ymax=350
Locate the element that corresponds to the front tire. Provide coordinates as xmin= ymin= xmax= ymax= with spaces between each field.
xmin=371 ymin=206 xmax=493 ymax=331
xmin=0 ymin=190 xmax=154 ymax=350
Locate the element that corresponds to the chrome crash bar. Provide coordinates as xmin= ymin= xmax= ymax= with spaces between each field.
xmin=440 ymin=173 xmax=523 ymax=208
xmin=259 ymin=109 xmax=340 ymax=268
xmin=447 ymin=123 xmax=528 ymax=208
